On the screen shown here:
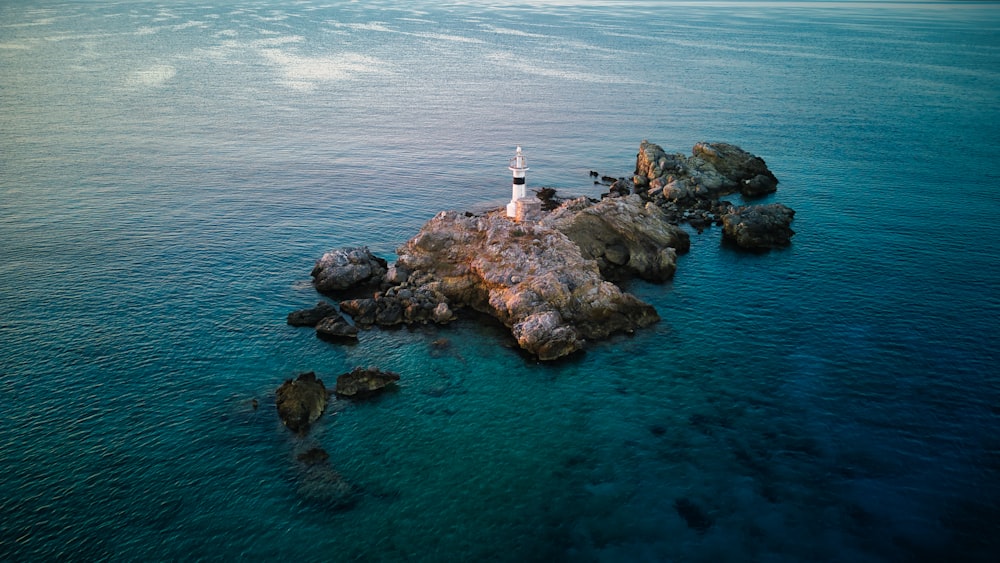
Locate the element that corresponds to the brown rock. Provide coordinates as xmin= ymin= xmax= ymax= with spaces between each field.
xmin=275 ymin=371 xmax=327 ymax=434
xmin=335 ymin=367 xmax=400 ymax=399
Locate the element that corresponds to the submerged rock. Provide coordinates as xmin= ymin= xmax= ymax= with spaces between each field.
xmin=721 ymin=203 xmax=796 ymax=249
xmin=276 ymin=371 xmax=327 ymax=434
xmin=296 ymin=459 xmax=359 ymax=510
xmin=335 ymin=367 xmax=400 ymax=398
xmin=297 ymin=447 xmax=331 ymax=465
xmin=674 ymin=497 xmax=713 ymax=533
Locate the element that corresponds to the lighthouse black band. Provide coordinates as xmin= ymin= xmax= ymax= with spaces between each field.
xmin=513 ymin=177 xmax=525 ymax=185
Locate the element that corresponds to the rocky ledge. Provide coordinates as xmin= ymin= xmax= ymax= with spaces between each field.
xmin=290 ymin=141 xmax=795 ymax=360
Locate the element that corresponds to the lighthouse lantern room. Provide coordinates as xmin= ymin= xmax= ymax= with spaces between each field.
xmin=506 ymin=146 xmax=529 ymax=218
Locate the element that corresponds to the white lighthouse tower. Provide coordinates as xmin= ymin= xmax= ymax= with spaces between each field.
xmin=506 ymin=146 xmax=529 ymax=218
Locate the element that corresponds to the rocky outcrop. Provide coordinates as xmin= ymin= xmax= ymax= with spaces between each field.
xmin=395 ymin=209 xmax=662 ymax=360
xmin=622 ymin=140 xmax=794 ymax=244
xmin=335 ymin=367 xmax=400 ymax=398
xmin=311 ymin=247 xmax=387 ymax=293
xmin=541 ymin=195 xmax=689 ymax=282
xmin=294 ymin=141 xmax=793 ymax=360
xmin=276 ymin=371 xmax=328 ymax=434
xmin=634 ymin=140 xmax=779 ymax=202
xmin=287 ymin=301 xmax=337 ymax=327
xmin=339 ymin=284 xmax=455 ymax=328
xmin=721 ymin=204 xmax=796 ymax=249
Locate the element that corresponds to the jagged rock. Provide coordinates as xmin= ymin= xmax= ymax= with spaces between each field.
xmin=534 ymin=187 xmax=563 ymax=211
xmin=315 ymin=313 xmax=358 ymax=341
xmin=433 ymin=302 xmax=455 ymax=323
xmin=512 ymin=311 xmax=583 ymax=360
xmin=374 ymin=299 xmax=404 ymax=326
xmin=395 ymin=210 xmax=659 ymax=360
xmin=636 ymin=141 xmax=687 ymax=182
xmin=276 ymin=371 xmax=327 ymax=434
xmin=692 ymin=141 xmax=778 ymax=196
xmin=385 ymin=264 xmax=409 ymax=285
xmin=636 ymin=140 xmax=779 ymax=202
xmin=339 ymin=298 xmax=378 ymax=327
xmin=335 ymin=367 xmax=400 ymax=398
xmin=542 ymin=195 xmax=689 ymax=282
xmin=287 ymin=301 xmax=337 ymax=327
xmin=721 ymin=203 xmax=796 ymax=249
xmin=606 ymin=177 xmax=633 ymax=197
xmin=311 ymin=247 xmax=388 ymax=293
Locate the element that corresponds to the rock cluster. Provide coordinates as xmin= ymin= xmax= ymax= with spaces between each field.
xmin=339 ymin=283 xmax=456 ymax=328
xmin=288 ymin=140 xmax=794 ymax=360
xmin=633 ymin=140 xmax=777 ymax=201
xmin=604 ymin=140 xmax=794 ymax=246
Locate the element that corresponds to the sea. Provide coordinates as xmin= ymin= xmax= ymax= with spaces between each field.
xmin=2 ymin=1 xmax=998 ymax=561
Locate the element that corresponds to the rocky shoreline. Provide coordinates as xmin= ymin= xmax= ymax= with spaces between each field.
xmin=289 ymin=140 xmax=795 ymax=361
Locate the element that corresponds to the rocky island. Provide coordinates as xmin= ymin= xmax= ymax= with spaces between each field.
xmin=290 ymin=141 xmax=795 ymax=360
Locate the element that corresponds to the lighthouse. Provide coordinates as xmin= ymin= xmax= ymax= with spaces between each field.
xmin=506 ymin=146 xmax=529 ymax=218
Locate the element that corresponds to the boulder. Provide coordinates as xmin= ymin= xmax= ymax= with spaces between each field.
xmin=512 ymin=311 xmax=583 ymax=361
xmin=311 ymin=247 xmax=387 ymax=293
xmin=315 ymin=313 xmax=359 ymax=341
xmin=433 ymin=302 xmax=456 ymax=324
xmin=692 ymin=142 xmax=778 ymax=196
xmin=721 ymin=203 xmax=796 ymax=249
xmin=275 ymin=371 xmax=328 ymax=434
xmin=335 ymin=367 xmax=400 ymax=399
xmin=287 ymin=301 xmax=337 ymax=327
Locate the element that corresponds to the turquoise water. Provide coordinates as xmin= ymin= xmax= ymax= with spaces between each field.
xmin=2 ymin=1 xmax=999 ymax=560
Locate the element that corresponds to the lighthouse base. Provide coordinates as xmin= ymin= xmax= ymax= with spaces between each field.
xmin=507 ymin=197 xmax=542 ymax=222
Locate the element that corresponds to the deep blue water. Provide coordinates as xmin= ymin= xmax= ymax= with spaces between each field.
xmin=2 ymin=1 xmax=999 ymax=561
